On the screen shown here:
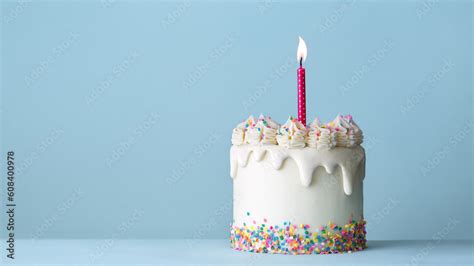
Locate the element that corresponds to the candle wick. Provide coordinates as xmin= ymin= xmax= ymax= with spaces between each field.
xmin=299 ymin=58 xmax=302 ymax=67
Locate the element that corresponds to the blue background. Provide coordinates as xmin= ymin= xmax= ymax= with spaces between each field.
xmin=0 ymin=0 xmax=472 ymax=241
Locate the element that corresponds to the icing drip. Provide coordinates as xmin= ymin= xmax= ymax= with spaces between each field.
xmin=230 ymin=145 xmax=365 ymax=195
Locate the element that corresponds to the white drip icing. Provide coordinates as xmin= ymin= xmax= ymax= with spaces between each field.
xmin=230 ymin=145 xmax=365 ymax=195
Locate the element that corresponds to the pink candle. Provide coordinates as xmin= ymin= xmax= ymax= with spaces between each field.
xmin=297 ymin=37 xmax=307 ymax=126
xmin=298 ymin=63 xmax=306 ymax=126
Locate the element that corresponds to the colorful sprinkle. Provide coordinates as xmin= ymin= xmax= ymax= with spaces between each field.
xmin=230 ymin=219 xmax=367 ymax=255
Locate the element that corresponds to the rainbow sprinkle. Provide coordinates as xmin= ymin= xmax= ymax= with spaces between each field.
xmin=230 ymin=219 xmax=367 ymax=255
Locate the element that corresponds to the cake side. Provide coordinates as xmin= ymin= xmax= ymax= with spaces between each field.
xmin=231 ymin=145 xmax=365 ymax=226
xmin=230 ymin=145 xmax=366 ymax=254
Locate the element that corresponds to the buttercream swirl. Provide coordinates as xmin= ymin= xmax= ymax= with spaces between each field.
xmin=276 ymin=117 xmax=307 ymax=148
xmin=231 ymin=116 xmax=255 ymax=145
xmin=307 ymin=118 xmax=336 ymax=150
xmin=231 ymin=115 xmax=280 ymax=145
xmin=245 ymin=114 xmax=280 ymax=145
xmin=327 ymin=115 xmax=363 ymax=147
xmin=344 ymin=114 xmax=363 ymax=147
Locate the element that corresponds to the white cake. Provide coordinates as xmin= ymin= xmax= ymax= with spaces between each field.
xmin=230 ymin=115 xmax=367 ymax=254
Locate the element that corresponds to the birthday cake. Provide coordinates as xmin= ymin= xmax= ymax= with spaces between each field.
xmin=229 ymin=38 xmax=367 ymax=255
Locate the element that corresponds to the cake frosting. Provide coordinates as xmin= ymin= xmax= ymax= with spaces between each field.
xmin=231 ymin=115 xmax=281 ymax=145
xmin=229 ymin=114 xmax=367 ymax=255
xmin=307 ymin=118 xmax=336 ymax=149
xmin=231 ymin=116 xmax=253 ymax=145
xmin=328 ymin=115 xmax=363 ymax=148
xmin=231 ymin=114 xmax=363 ymax=148
xmin=276 ymin=117 xmax=307 ymax=148
xmin=246 ymin=114 xmax=279 ymax=145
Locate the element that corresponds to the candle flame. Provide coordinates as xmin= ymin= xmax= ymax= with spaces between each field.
xmin=297 ymin=36 xmax=307 ymax=64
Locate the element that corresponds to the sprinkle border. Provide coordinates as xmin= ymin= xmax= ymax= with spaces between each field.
xmin=230 ymin=219 xmax=367 ymax=255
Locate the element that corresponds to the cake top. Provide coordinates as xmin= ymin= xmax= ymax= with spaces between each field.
xmin=231 ymin=114 xmax=363 ymax=149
